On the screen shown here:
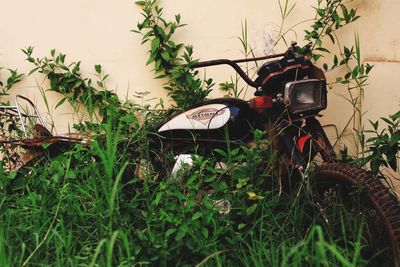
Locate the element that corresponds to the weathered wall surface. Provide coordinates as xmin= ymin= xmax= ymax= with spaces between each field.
xmin=0 ymin=0 xmax=398 ymax=178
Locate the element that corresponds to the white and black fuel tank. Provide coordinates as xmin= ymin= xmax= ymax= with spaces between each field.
xmin=155 ymin=98 xmax=260 ymax=144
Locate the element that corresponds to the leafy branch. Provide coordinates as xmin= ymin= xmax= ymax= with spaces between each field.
xmin=360 ymin=111 xmax=400 ymax=177
xmin=303 ymin=0 xmax=360 ymax=61
xmin=0 ymin=67 xmax=24 ymax=99
xmin=22 ymin=47 xmax=124 ymax=122
xmin=133 ymin=0 xmax=213 ymax=109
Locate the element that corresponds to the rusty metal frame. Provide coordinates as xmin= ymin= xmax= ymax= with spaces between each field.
xmin=0 ymin=95 xmax=88 ymax=170
xmin=0 ymin=95 xmax=45 ymax=138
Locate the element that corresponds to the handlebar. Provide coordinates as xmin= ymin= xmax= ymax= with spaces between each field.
xmin=192 ymin=53 xmax=285 ymax=88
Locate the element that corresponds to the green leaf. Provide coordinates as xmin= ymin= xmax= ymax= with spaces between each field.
xmin=146 ymin=52 xmax=157 ymax=65
xmin=55 ymin=97 xmax=67 ymax=109
xmin=238 ymin=223 xmax=246 ymax=230
xmin=165 ymin=228 xmax=176 ymax=237
xmin=344 ymin=46 xmax=352 ymax=58
xmin=312 ymin=54 xmax=322 ymax=61
xmin=175 ymin=231 xmax=185 ymax=241
xmin=175 ymin=14 xmax=181 ymax=23
xmin=60 ymin=54 xmax=66 ymax=63
xmin=340 ymin=4 xmax=349 ymax=21
xmin=246 ymin=204 xmax=258 ymax=216
xmin=102 ymin=74 xmax=109 ymax=81
xmin=28 ymin=67 xmax=39 ymax=76
xmin=366 ymin=63 xmax=374 ymax=74
xmin=381 ymin=117 xmax=393 ymax=126
xmin=155 ymin=74 xmax=167 ymax=79
xmin=351 ymin=66 xmax=359 ymax=79
xmin=327 ymin=33 xmax=335 ymax=44
xmin=315 ymin=47 xmax=330 ymax=53
xmin=161 ymin=51 xmax=170 ymax=61
xmin=153 ymin=192 xmax=163 ymax=206
xmin=155 ymin=59 xmax=162 ymax=71
xmin=66 ymin=170 xmax=76 ymax=179
xmin=135 ymin=1 xmax=147 ymax=6
xmin=316 ymin=8 xmax=325 ymax=17
xmin=151 ymin=37 xmax=160 ymax=53
xmin=369 ymin=120 xmax=379 ymax=131
xmin=389 ymin=131 xmax=400 ymax=147
xmin=95 ymin=64 xmax=102 ymax=74
xmin=42 ymin=143 xmax=51 ymax=149
xmin=332 ymin=12 xmax=340 ymax=28
xmin=214 ymin=148 xmax=228 ymax=158
xmin=201 ymin=228 xmax=208 ymax=238
xmin=333 ymin=55 xmax=338 ymax=67
xmin=391 ymin=111 xmax=400 ymax=120
xmin=191 ymin=211 xmax=202 ymax=221
xmin=340 ymin=80 xmax=350 ymax=84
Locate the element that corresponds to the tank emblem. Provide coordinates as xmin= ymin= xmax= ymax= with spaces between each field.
xmin=186 ymin=108 xmax=226 ymax=125
xmin=158 ymin=104 xmax=230 ymax=132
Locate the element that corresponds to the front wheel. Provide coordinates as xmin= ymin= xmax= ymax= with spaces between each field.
xmin=311 ymin=162 xmax=400 ymax=266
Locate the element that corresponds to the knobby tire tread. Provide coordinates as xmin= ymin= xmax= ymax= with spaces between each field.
xmin=313 ymin=162 xmax=400 ymax=267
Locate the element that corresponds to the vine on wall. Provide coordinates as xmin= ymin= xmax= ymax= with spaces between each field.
xmin=133 ymin=0 xmax=213 ymax=109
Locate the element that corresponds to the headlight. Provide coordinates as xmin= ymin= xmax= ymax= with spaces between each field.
xmin=284 ymin=79 xmax=327 ymax=115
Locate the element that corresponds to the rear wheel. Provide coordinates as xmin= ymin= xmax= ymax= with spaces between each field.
xmin=311 ymin=162 xmax=400 ymax=266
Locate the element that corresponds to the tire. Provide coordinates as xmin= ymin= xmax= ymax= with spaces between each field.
xmin=312 ymin=162 xmax=400 ymax=267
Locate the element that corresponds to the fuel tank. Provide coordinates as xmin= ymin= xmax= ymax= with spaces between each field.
xmin=155 ymin=98 xmax=260 ymax=144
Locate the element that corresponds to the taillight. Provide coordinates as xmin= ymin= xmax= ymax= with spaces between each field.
xmin=251 ymin=95 xmax=273 ymax=109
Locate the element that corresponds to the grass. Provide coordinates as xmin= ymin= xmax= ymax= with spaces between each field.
xmin=0 ymin=108 xmax=379 ymax=266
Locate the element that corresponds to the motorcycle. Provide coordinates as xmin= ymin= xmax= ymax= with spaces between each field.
xmin=147 ymin=43 xmax=400 ymax=266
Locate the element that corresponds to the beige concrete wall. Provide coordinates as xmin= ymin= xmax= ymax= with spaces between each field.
xmin=1 ymin=0 xmax=314 ymax=131
xmin=0 ymin=0 xmax=398 ymax=172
